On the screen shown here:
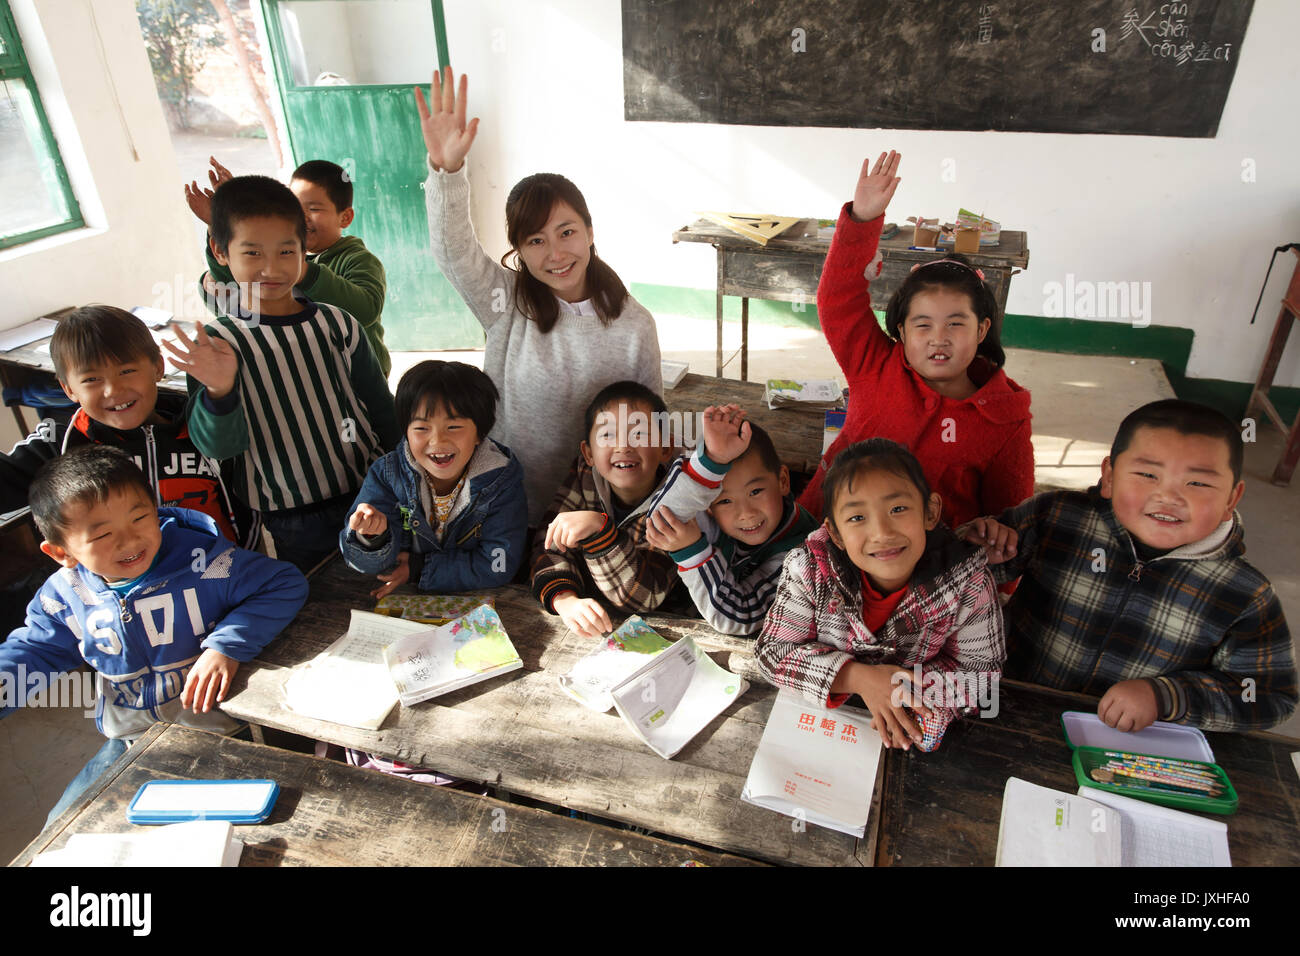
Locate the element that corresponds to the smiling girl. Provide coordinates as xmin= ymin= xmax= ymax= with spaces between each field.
xmin=417 ymin=68 xmax=662 ymax=527
xmin=798 ymin=151 xmax=1033 ymax=530
xmin=757 ymin=439 xmax=1005 ymax=751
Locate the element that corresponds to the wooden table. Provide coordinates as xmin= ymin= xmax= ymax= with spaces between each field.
xmin=672 ymin=219 xmax=1030 ymax=379
xmin=875 ymin=679 xmax=1300 ymax=866
xmin=665 ymin=372 xmax=825 ymax=474
xmin=220 ymin=560 xmax=880 ymax=867
xmin=10 ymin=723 xmax=760 ymax=867
xmin=1245 ymin=246 xmax=1300 ymax=485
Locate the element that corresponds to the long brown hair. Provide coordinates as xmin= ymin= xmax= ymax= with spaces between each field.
xmin=500 ymin=173 xmax=628 ymax=334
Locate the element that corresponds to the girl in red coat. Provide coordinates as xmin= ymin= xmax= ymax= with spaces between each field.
xmin=799 ymin=151 xmax=1033 ymax=529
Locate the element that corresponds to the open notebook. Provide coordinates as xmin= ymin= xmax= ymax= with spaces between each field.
xmin=995 ymin=777 xmax=1230 ymax=867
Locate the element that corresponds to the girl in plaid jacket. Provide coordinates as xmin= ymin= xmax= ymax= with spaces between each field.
xmin=756 ymin=440 xmax=1005 ymax=751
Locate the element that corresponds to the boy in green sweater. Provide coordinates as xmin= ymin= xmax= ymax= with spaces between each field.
xmin=185 ymin=157 xmax=391 ymax=376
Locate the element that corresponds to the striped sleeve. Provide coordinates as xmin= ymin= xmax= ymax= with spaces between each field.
xmin=579 ymin=511 xmax=678 ymax=615
xmin=645 ymin=447 xmax=729 ymax=523
xmin=676 ymin=544 xmax=786 ymax=636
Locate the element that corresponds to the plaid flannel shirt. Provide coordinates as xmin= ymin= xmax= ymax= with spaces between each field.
xmin=994 ymin=488 xmax=1298 ymax=732
xmin=530 ymin=453 xmax=677 ymax=615
xmin=755 ymin=524 xmax=1005 ymax=749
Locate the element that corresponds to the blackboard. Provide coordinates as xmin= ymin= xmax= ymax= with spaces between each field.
xmin=622 ymin=0 xmax=1253 ymax=137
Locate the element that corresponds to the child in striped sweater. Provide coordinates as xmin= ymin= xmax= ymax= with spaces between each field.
xmin=174 ymin=175 xmax=399 ymax=572
xmin=645 ymin=406 xmax=817 ymax=636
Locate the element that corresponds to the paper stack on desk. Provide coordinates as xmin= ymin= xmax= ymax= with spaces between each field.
xmin=763 ymin=378 xmax=845 ymax=411
xmin=31 ymin=820 xmax=242 ymax=867
xmin=741 ymin=691 xmax=884 ymax=837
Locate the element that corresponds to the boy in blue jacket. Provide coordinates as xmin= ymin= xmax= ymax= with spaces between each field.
xmin=341 ymin=360 xmax=527 ymax=597
xmin=0 ymin=446 xmax=308 ymax=821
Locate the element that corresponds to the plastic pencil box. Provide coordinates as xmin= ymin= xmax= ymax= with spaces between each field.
xmin=125 ymin=779 xmax=280 ymax=825
xmin=1060 ymin=711 xmax=1238 ymax=815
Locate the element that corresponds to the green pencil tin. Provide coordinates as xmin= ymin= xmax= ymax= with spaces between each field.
xmin=1060 ymin=711 xmax=1238 ymax=815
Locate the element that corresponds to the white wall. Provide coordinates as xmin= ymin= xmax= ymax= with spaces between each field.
xmin=0 ymin=0 xmax=203 ymax=327
xmin=442 ymin=0 xmax=1300 ymax=387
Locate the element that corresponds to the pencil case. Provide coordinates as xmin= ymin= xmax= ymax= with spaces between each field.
xmin=1060 ymin=711 xmax=1238 ymax=815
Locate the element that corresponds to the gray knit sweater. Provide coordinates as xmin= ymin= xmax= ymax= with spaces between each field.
xmin=425 ymin=165 xmax=662 ymax=525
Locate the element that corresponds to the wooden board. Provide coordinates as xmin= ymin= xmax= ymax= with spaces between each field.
xmin=11 ymin=724 xmax=762 ymax=868
xmin=874 ymin=679 xmax=1300 ymax=866
xmin=219 ymin=561 xmax=875 ymax=866
xmin=623 ymin=0 xmax=1253 ymax=138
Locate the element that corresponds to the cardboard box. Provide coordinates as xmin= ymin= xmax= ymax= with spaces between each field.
xmin=953 ymin=227 xmax=981 ymax=254
xmin=912 ymin=218 xmax=941 ymax=246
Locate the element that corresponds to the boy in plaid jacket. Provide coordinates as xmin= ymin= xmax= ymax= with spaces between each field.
xmin=530 ymin=382 xmax=677 ymax=637
xmin=961 ymin=400 xmax=1296 ymax=733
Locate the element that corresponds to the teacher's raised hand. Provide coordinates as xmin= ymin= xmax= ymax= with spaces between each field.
xmin=414 ymin=66 xmax=480 ymax=174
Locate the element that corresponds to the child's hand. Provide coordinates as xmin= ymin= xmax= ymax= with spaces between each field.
xmin=181 ymin=649 xmax=239 ymax=713
xmin=850 ymin=150 xmax=902 ymax=223
xmin=700 ymin=404 xmax=750 ymax=464
xmin=645 ymin=506 xmax=702 ymax=553
xmin=544 ymin=510 xmax=606 ymax=551
xmin=349 ymin=503 xmax=388 ymax=537
xmin=182 ymin=156 xmax=234 ymax=226
xmin=552 ymin=592 xmax=612 ymax=638
xmin=371 ymin=552 xmax=410 ymax=600
xmin=956 ymin=517 xmax=1018 ymax=564
xmin=414 ymin=66 xmax=479 ymax=173
xmin=1098 ymin=679 xmax=1159 ymax=733
xmin=163 ymin=322 xmax=239 ymax=399
xmin=856 ymin=663 xmax=932 ymax=750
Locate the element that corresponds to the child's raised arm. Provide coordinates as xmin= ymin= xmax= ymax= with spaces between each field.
xmin=851 ymin=150 xmax=901 ymax=223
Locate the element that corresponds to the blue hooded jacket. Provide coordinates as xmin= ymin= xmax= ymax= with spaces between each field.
xmin=340 ymin=436 xmax=527 ymax=592
xmin=0 ymin=507 xmax=308 ymax=739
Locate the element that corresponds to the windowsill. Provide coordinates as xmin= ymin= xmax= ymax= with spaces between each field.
xmin=0 ymin=223 xmax=108 ymax=265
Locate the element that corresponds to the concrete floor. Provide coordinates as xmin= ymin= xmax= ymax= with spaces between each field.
xmin=2 ymin=310 xmax=1298 ymax=862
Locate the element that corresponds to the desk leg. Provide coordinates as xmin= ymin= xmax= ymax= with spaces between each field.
xmin=741 ymin=297 xmax=749 ymax=382
xmin=715 ymin=256 xmax=725 ymax=378
xmin=248 ymin=723 xmax=265 ymax=745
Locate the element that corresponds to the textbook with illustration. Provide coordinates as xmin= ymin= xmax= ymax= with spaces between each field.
xmin=741 ymin=690 xmax=884 ymax=837
xmin=994 ymin=777 xmax=1230 ymax=867
xmin=284 ymin=609 xmax=428 ymax=729
xmin=383 ymin=604 xmax=522 ymax=707
xmin=559 ymin=615 xmax=672 ymax=712
xmin=373 ymin=592 xmax=495 ymax=625
xmin=763 ymin=378 xmax=845 ymax=411
xmin=607 ymin=634 xmax=748 ymax=759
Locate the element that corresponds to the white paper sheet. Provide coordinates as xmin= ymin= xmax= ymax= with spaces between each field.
xmin=0 ymin=318 xmax=57 ymax=352
xmin=741 ymin=690 xmax=884 ymax=837
xmin=995 ymin=777 xmax=1122 ymax=866
xmin=31 ymin=820 xmax=241 ymax=867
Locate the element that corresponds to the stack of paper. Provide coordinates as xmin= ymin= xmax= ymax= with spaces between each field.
xmin=559 ymin=616 xmax=671 ymax=712
xmin=31 ymin=820 xmax=242 ymax=867
xmin=994 ymin=777 xmax=1231 ymax=866
xmin=741 ymin=691 xmax=884 ymax=837
xmin=383 ymin=604 xmax=522 ymax=707
xmin=763 ymin=378 xmax=845 ymax=411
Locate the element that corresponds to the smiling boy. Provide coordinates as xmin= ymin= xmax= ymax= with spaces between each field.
xmin=645 ymin=404 xmax=818 ymax=636
xmin=187 ymin=157 xmax=391 ymax=376
xmin=960 ymin=399 xmax=1297 ymax=733
xmin=530 ymin=381 xmax=677 ymax=637
xmin=0 ymin=306 xmax=255 ymax=548
xmin=0 ymin=446 xmax=307 ymax=821
xmin=175 ymin=175 xmax=398 ymax=572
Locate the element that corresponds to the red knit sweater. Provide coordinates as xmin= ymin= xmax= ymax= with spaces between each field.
xmin=798 ymin=205 xmax=1034 ymax=529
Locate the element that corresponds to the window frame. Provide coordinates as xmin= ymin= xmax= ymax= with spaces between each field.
xmin=0 ymin=0 xmax=85 ymax=250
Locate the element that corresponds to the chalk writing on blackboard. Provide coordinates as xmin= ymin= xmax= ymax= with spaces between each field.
xmin=1119 ymin=5 xmax=1233 ymax=64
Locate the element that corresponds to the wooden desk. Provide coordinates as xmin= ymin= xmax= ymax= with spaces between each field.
xmin=665 ymin=372 xmax=825 ymax=474
xmin=220 ymin=560 xmax=879 ymax=867
xmin=875 ymin=679 xmax=1300 ymax=866
xmin=672 ymin=220 xmax=1030 ymax=379
xmin=10 ymin=723 xmax=760 ymax=867
xmin=1245 ymin=246 xmax=1300 ymax=485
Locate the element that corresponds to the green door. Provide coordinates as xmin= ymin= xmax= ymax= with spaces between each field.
xmin=261 ymin=0 xmax=479 ymax=350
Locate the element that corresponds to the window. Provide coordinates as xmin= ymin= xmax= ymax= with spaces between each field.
xmin=0 ymin=2 xmax=84 ymax=249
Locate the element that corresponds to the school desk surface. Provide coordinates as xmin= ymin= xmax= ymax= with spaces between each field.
xmin=218 ymin=559 xmax=1300 ymax=868
xmin=10 ymin=724 xmax=760 ymax=868
xmin=219 ymin=559 xmax=881 ymax=867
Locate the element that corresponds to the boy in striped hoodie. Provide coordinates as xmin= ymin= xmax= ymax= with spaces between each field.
xmin=173 ymin=175 xmax=398 ymax=572
xmin=645 ymin=405 xmax=818 ymax=636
